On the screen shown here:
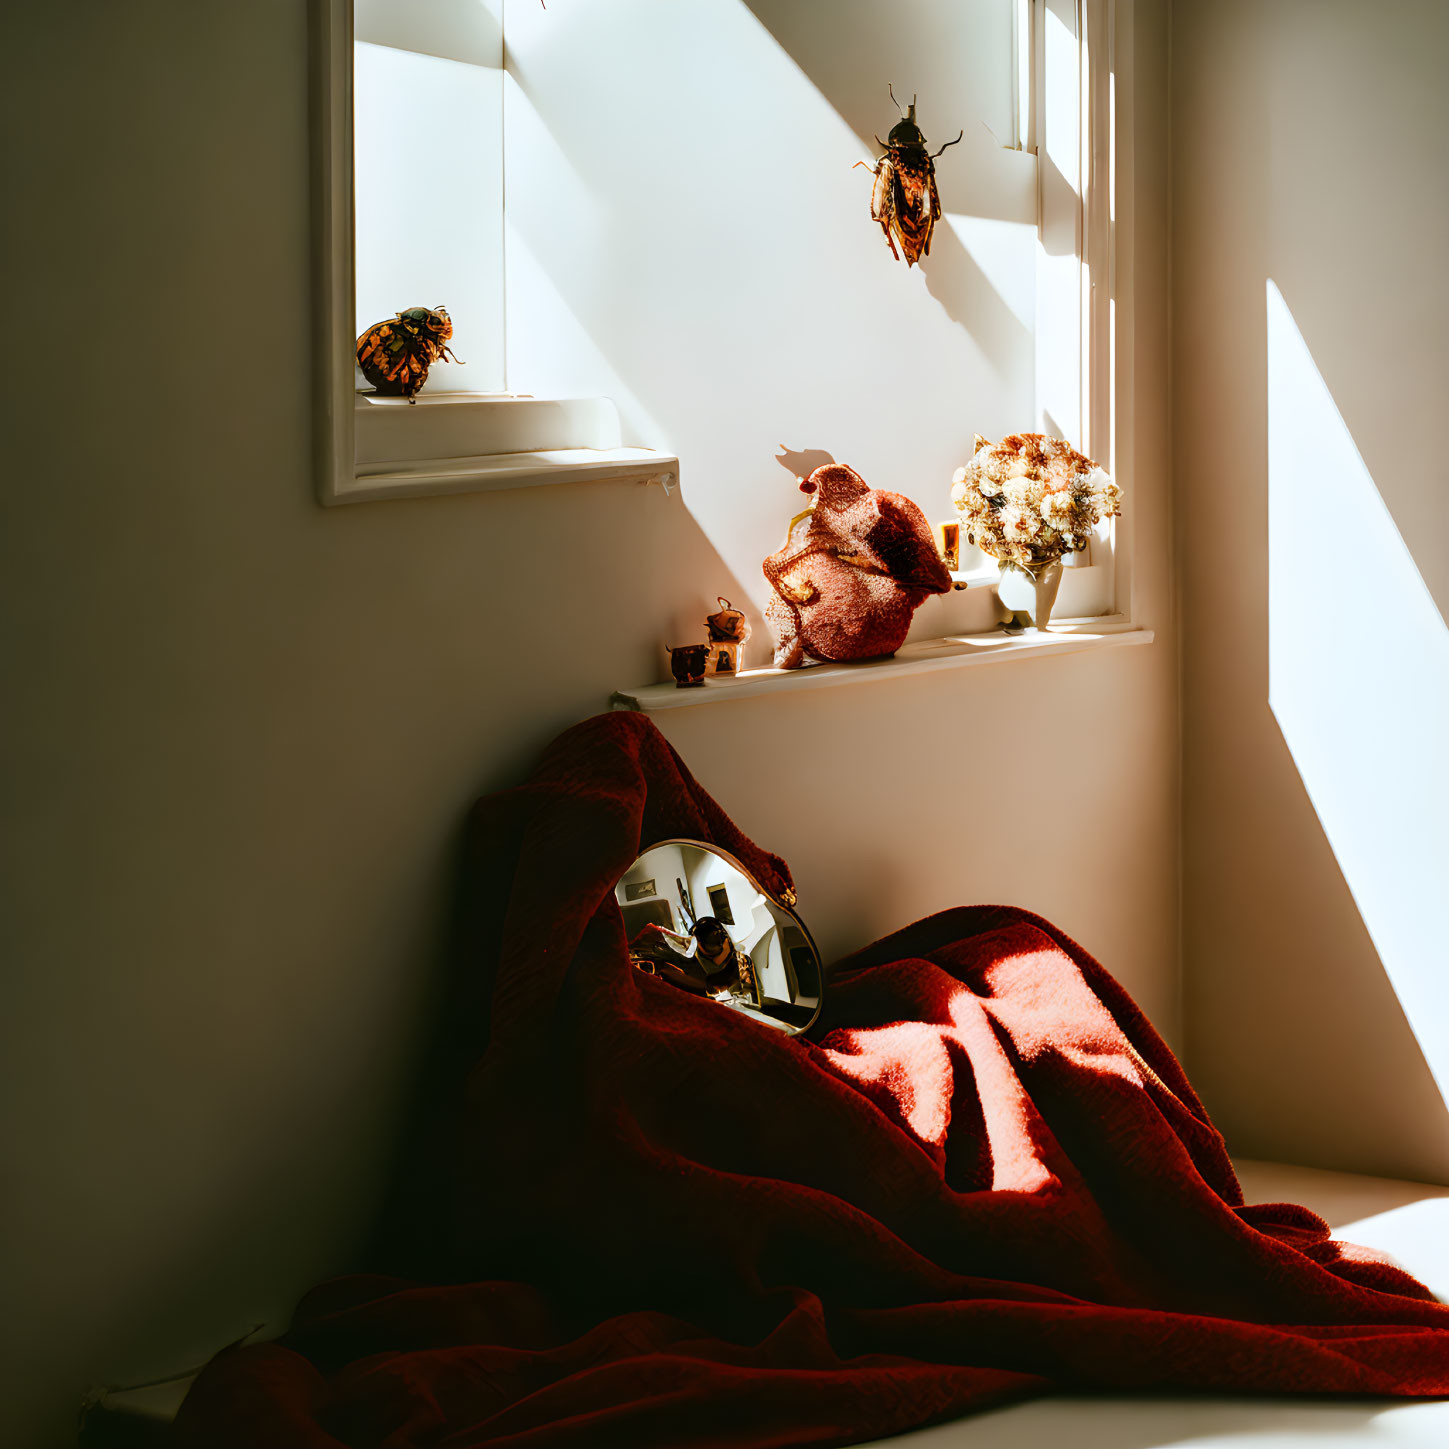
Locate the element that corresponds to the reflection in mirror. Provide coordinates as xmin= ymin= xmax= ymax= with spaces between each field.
xmin=616 ymin=841 xmax=824 ymax=1036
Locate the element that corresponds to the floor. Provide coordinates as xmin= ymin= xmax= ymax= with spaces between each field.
xmin=858 ymin=1159 xmax=1449 ymax=1448
xmin=93 ymin=1159 xmax=1449 ymax=1448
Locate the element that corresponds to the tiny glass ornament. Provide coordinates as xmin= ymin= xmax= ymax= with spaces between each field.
xmin=705 ymin=597 xmax=749 ymax=646
xmin=704 ymin=597 xmax=749 ymax=676
xmin=668 ymin=643 xmax=710 ymax=688
xmin=356 ymin=305 xmax=463 ymax=402
xmin=706 ymin=640 xmax=741 ymax=677
xmin=934 ymin=520 xmax=962 ymax=573
xmin=858 ymin=87 xmax=963 ymax=267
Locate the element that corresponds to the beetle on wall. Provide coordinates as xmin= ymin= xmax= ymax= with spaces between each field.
xmin=860 ymin=87 xmax=963 ymax=267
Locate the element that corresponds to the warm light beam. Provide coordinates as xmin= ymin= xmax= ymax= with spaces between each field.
xmin=1267 ymin=279 xmax=1449 ymax=1103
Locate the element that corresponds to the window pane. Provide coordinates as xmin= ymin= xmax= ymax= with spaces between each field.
xmin=353 ymin=3 xmax=505 ymax=394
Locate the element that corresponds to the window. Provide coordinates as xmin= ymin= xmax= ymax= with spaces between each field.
xmin=707 ymin=884 xmax=735 ymax=926
xmin=353 ymin=0 xmax=505 ymax=394
xmin=312 ymin=0 xmax=678 ymax=505
xmin=1031 ymin=0 xmax=1118 ymax=618
xmin=314 ymin=0 xmax=1122 ymax=647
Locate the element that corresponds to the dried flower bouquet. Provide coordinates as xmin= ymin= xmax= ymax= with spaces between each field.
xmin=950 ymin=433 xmax=1121 ymax=574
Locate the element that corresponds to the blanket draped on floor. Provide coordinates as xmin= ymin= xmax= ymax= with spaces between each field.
xmin=175 ymin=712 xmax=1449 ymax=1448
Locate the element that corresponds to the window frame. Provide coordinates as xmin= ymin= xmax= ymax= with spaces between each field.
xmin=1025 ymin=0 xmax=1125 ymax=622
xmin=312 ymin=0 xmax=353 ymax=506
xmin=309 ymin=0 xmax=678 ymax=507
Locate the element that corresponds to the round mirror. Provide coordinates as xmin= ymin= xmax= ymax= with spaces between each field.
xmin=615 ymin=839 xmax=824 ymax=1035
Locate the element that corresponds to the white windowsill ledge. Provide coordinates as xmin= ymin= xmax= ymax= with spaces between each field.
xmin=324 ymin=391 xmax=678 ymax=504
xmin=356 ymin=392 xmax=615 ymax=462
xmin=341 ymin=446 xmax=679 ymax=504
xmin=611 ymin=618 xmax=1152 ymax=712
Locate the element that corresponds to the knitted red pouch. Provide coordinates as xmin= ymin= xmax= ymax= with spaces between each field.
xmin=762 ymin=463 xmax=951 ymax=668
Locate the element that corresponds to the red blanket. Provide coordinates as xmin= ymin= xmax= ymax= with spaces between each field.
xmin=175 ymin=713 xmax=1449 ymax=1447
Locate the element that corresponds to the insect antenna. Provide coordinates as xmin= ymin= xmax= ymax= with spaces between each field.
xmin=931 ymin=130 xmax=965 ymax=158
xmin=888 ymin=83 xmax=903 ymax=115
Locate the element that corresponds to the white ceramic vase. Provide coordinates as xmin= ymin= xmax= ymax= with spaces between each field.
xmin=996 ymin=560 xmax=1064 ymax=630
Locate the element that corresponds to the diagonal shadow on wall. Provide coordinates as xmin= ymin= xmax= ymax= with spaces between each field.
xmin=1266 ymin=279 xmax=1449 ymax=1122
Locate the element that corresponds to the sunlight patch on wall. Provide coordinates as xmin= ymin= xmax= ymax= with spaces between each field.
xmin=943 ymin=215 xmax=1037 ymax=329
xmin=1035 ymin=0 xmax=1082 ymax=444
xmin=1043 ymin=2 xmax=1080 ymax=193
xmin=1267 ymin=279 xmax=1449 ymax=1103
xmin=503 ymin=220 xmax=663 ymax=450
xmin=502 ymin=0 xmax=1038 ymax=601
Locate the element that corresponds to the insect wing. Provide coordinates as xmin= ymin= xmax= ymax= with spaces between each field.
xmin=890 ymin=154 xmax=936 ymax=265
xmin=870 ymin=158 xmax=901 ymax=260
xmin=357 ymin=319 xmax=430 ymax=397
xmin=356 ymin=321 xmax=399 ymax=383
xmin=870 ymin=158 xmax=893 ymax=223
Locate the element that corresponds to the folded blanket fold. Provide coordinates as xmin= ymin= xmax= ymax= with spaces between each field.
xmin=176 ymin=712 xmax=1449 ymax=1448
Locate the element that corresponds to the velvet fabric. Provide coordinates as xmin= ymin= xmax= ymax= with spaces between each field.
xmin=175 ymin=713 xmax=1449 ymax=1448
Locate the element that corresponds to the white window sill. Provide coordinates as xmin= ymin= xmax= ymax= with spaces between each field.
xmin=355 ymin=391 xmax=617 ymax=463
xmin=341 ymin=446 xmax=678 ymax=504
xmin=323 ymin=391 xmax=677 ymax=504
xmin=611 ymin=618 xmax=1152 ymax=713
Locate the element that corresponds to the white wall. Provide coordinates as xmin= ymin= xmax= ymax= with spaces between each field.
xmin=621 ymin=843 xmax=687 ymax=933
xmin=1174 ymin=0 xmax=1449 ymax=1182
xmin=1 ymin=3 xmax=1175 ymax=1445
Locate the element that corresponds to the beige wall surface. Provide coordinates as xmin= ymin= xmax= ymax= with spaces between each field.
xmin=1173 ymin=0 xmax=1449 ymax=1183
xmin=1 ymin=3 xmax=1174 ymax=1445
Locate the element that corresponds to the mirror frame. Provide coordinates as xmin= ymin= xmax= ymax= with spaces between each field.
xmin=623 ymin=838 xmax=825 ymax=1038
